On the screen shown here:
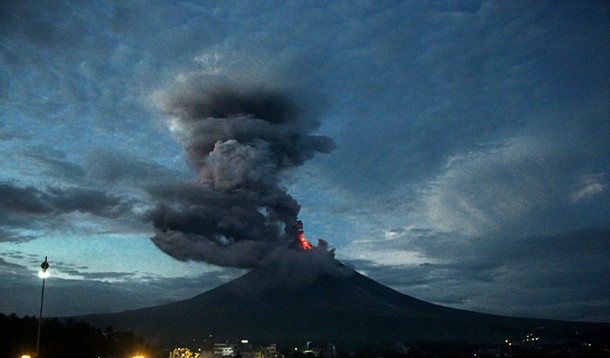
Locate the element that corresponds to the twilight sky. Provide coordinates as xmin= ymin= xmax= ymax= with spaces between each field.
xmin=1 ymin=1 xmax=609 ymax=322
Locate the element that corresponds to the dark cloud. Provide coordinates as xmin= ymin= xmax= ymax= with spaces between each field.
xmin=1 ymin=0 xmax=608 ymax=322
xmin=0 ymin=255 xmax=243 ymax=316
xmin=0 ymin=182 xmax=132 ymax=241
xmin=48 ymin=186 xmax=127 ymax=217
xmin=162 ymin=83 xmax=335 ymax=169
xmin=0 ymin=183 xmax=54 ymax=215
xmin=350 ymin=227 xmax=610 ymax=321
xmin=150 ymin=230 xmax=277 ymax=268
xmin=0 ymin=228 xmax=37 ymax=243
xmin=315 ymin=0 xmax=610 ymax=205
xmin=149 ymin=81 xmax=335 ymax=268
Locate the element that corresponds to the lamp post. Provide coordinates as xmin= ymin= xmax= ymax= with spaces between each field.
xmin=36 ymin=257 xmax=49 ymax=358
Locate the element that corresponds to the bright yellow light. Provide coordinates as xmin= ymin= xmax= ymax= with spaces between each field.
xmin=21 ymin=355 xmax=32 ymax=358
xmin=132 ymin=355 xmax=145 ymax=358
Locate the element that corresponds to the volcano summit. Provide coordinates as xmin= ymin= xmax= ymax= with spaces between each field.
xmin=82 ymin=248 xmax=609 ymax=348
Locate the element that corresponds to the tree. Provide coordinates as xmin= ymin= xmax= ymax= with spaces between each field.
xmin=169 ymin=347 xmax=200 ymax=358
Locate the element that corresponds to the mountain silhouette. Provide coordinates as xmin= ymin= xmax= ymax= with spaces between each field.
xmin=81 ymin=255 xmax=610 ymax=348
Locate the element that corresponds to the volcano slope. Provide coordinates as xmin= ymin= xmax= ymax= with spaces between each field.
xmin=81 ymin=257 xmax=609 ymax=347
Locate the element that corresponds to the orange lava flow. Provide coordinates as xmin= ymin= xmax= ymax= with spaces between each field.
xmin=298 ymin=232 xmax=313 ymax=250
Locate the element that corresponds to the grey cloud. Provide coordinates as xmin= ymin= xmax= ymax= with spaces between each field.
xmin=416 ymin=131 xmax=610 ymax=239
xmin=0 ymin=182 xmax=133 ymax=241
xmin=147 ymin=183 xmax=296 ymax=247
xmin=0 ymin=255 xmax=240 ymax=316
xmin=350 ymin=227 xmax=610 ymax=321
xmin=1 ymin=0 xmax=608 ymax=322
xmin=318 ymin=0 xmax=609 ymax=204
xmin=45 ymin=186 xmax=128 ymax=218
xmin=84 ymin=148 xmax=184 ymax=185
xmin=0 ymin=228 xmax=38 ymax=243
xmin=151 ymin=230 xmax=278 ymax=268
xmin=22 ymin=153 xmax=86 ymax=182
xmin=0 ymin=1 xmax=92 ymax=48
xmin=0 ymin=256 xmax=28 ymax=272
xmin=429 ymin=294 xmax=469 ymax=305
xmin=78 ymin=271 xmax=136 ymax=281
xmin=162 ymin=83 xmax=335 ymax=168
xmin=0 ymin=183 xmax=54 ymax=215
xmin=1 ymin=0 xmax=188 ymax=153
xmin=0 ymin=275 xmax=164 ymax=317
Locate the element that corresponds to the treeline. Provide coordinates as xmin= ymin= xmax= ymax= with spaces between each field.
xmin=0 ymin=313 xmax=156 ymax=358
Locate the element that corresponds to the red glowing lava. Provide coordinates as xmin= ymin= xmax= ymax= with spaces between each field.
xmin=296 ymin=220 xmax=312 ymax=250
xmin=299 ymin=231 xmax=313 ymax=250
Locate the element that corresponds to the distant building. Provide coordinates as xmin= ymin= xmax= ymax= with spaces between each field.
xmin=214 ymin=343 xmax=236 ymax=358
xmin=262 ymin=344 xmax=278 ymax=358
xmin=320 ymin=343 xmax=336 ymax=358
xmin=212 ymin=340 xmax=278 ymax=358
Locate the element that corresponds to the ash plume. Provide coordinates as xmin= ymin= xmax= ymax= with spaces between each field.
xmin=148 ymin=81 xmax=335 ymax=268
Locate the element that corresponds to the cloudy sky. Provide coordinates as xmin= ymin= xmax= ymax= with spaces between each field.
xmin=1 ymin=1 xmax=609 ymax=322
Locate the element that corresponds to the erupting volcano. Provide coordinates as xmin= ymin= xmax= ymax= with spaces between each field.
xmin=79 ymin=80 xmax=610 ymax=348
xmin=81 ymin=220 xmax=610 ymax=348
xmin=295 ymin=219 xmax=335 ymax=257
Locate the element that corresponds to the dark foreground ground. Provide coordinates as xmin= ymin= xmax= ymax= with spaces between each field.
xmin=3 ymin=313 xmax=609 ymax=358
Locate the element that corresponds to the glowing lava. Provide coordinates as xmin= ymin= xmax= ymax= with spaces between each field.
xmin=299 ymin=231 xmax=313 ymax=250
xmin=296 ymin=220 xmax=313 ymax=250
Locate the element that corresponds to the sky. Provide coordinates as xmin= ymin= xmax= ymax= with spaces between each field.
xmin=1 ymin=0 xmax=609 ymax=322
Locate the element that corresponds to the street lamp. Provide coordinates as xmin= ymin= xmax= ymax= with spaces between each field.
xmin=36 ymin=257 xmax=49 ymax=358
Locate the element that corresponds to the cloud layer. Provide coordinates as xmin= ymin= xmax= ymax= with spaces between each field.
xmin=0 ymin=0 xmax=608 ymax=321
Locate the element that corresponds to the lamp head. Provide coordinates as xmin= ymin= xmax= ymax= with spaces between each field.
xmin=39 ymin=256 xmax=50 ymax=278
xmin=41 ymin=256 xmax=49 ymax=272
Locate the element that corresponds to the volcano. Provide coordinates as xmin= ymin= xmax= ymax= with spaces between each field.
xmin=81 ymin=255 xmax=610 ymax=348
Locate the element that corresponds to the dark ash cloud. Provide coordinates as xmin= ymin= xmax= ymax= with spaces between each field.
xmin=162 ymin=84 xmax=335 ymax=170
xmin=149 ymin=81 xmax=335 ymax=268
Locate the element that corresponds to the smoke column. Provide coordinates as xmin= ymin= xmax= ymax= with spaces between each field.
xmin=148 ymin=82 xmax=335 ymax=268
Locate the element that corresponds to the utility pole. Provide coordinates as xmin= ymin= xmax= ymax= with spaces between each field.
xmin=36 ymin=257 xmax=49 ymax=358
